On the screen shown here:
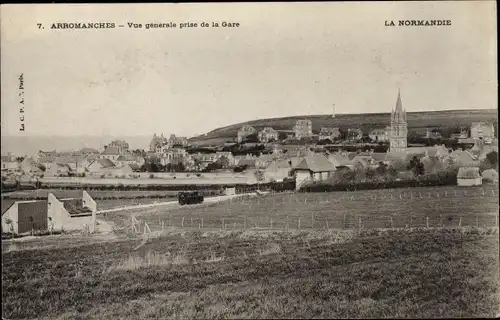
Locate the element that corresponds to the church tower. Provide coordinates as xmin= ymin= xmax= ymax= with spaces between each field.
xmin=389 ymin=89 xmax=407 ymax=152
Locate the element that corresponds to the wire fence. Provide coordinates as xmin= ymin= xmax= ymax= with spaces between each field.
xmin=125 ymin=185 xmax=499 ymax=234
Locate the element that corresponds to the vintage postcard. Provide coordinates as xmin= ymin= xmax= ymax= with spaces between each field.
xmin=1 ymin=2 xmax=498 ymax=319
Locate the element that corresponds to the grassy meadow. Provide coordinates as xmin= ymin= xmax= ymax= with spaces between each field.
xmin=103 ymin=185 xmax=499 ymax=232
xmin=2 ymin=227 xmax=499 ymax=319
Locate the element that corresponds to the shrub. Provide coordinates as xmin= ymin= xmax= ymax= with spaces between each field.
xmin=100 ymin=174 xmax=105 ymax=179
xmin=149 ymin=174 xmax=155 ymax=179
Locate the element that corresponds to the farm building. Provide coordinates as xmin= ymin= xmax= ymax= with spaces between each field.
xmin=293 ymin=154 xmax=336 ymax=190
xmin=1 ymin=191 xmax=97 ymax=235
xmin=87 ymin=158 xmax=116 ymax=174
xmin=1 ymin=154 xmax=20 ymax=171
xmin=481 ymin=169 xmax=498 ymax=183
xmin=46 ymin=163 xmax=72 ymax=177
xmin=457 ymin=167 xmax=482 ymax=186
xmin=264 ymin=159 xmax=295 ymax=182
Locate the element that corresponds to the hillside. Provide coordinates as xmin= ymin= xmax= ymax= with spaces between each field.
xmin=188 ymin=109 xmax=498 ymax=146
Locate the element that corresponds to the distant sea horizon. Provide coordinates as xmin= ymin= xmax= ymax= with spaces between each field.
xmin=0 ymin=135 xmax=155 ymax=157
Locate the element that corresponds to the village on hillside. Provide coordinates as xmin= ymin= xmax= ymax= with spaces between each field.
xmin=1 ymin=91 xmax=498 ymax=190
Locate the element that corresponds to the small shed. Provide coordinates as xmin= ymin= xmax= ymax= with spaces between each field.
xmin=224 ymin=187 xmax=236 ymax=196
xmin=457 ymin=167 xmax=482 ymax=186
xmin=481 ymin=169 xmax=498 ymax=183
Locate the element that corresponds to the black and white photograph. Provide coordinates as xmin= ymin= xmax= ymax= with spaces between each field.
xmin=1 ymin=2 xmax=498 ymax=319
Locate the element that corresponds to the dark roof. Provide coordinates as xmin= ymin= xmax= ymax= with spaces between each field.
xmin=54 ymin=154 xmax=88 ymax=164
xmin=238 ymin=159 xmax=257 ymax=166
xmin=98 ymin=159 xmax=115 ymax=168
xmin=295 ymin=155 xmax=335 ymax=172
xmin=128 ymin=163 xmax=140 ymax=171
xmin=80 ymin=148 xmax=100 ymax=153
xmin=101 ymin=146 xmax=121 ymax=155
xmin=328 ymin=154 xmax=352 ymax=167
xmin=116 ymin=154 xmax=141 ymax=161
xmin=347 ymin=152 xmax=358 ymax=160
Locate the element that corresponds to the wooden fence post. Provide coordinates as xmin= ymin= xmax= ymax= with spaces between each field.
xmin=326 ymin=218 xmax=329 ymax=230
xmin=311 ymin=214 xmax=314 ymax=229
xmin=390 ymin=217 xmax=394 ymax=229
xmin=476 ymin=215 xmax=479 ymax=228
xmin=181 ymin=217 xmax=184 ymax=228
xmin=244 ymin=217 xmax=246 ymax=229
xmin=459 ymin=216 xmax=462 ymax=228
xmin=191 ymin=217 xmax=193 ymax=228
xmin=358 ymin=218 xmax=362 ymax=229
xmin=426 ymin=217 xmax=429 ymax=228
xmin=270 ymin=218 xmax=273 ymax=229
xmin=222 ymin=218 xmax=225 ymax=229
xmin=233 ymin=222 xmax=236 ymax=229
xmin=201 ymin=217 xmax=204 ymax=229
xmin=298 ymin=218 xmax=301 ymax=229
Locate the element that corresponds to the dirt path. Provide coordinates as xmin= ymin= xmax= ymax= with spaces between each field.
xmin=96 ymin=193 xmax=258 ymax=214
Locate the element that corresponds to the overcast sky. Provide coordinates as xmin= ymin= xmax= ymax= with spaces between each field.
xmin=1 ymin=2 xmax=497 ymax=138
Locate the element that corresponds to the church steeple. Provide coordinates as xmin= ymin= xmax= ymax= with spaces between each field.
xmin=395 ymin=88 xmax=403 ymax=112
xmin=389 ymin=89 xmax=408 ymax=153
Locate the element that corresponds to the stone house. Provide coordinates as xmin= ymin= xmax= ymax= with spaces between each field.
xmin=292 ymin=154 xmax=336 ymax=190
xmin=426 ymin=128 xmax=442 ymax=139
xmin=347 ymin=128 xmax=363 ymax=141
xmin=116 ymin=155 xmax=145 ymax=168
xmin=258 ymin=127 xmax=279 ymax=143
xmin=369 ymin=127 xmax=390 ymax=142
xmin=293 ymin=120 xmax=313 ymax=140
xmin=471 ymin=122 xmax=495 ymax=141
xmin=1 ymin=154 xmax=19 ymax=171
xmin=318 ymin=127 xmax=341 ymax=142
xmin=237 ymin=125 xmax=257 ymax=143
xmin=168 ymin=134 xmax=188 ymax=148
xmin=160 ymin=148 xmax=188 ymax=166
xmin=99 ymin=146 xmax=124 ymax=163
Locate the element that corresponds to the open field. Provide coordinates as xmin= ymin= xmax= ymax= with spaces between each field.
xmin=189 ymin=109 xmax=498 ymax=146
xmin=2 ymin=227 xmax=499 ymax=319
xmin=103 ymin=185 xmax=499 ymax=232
